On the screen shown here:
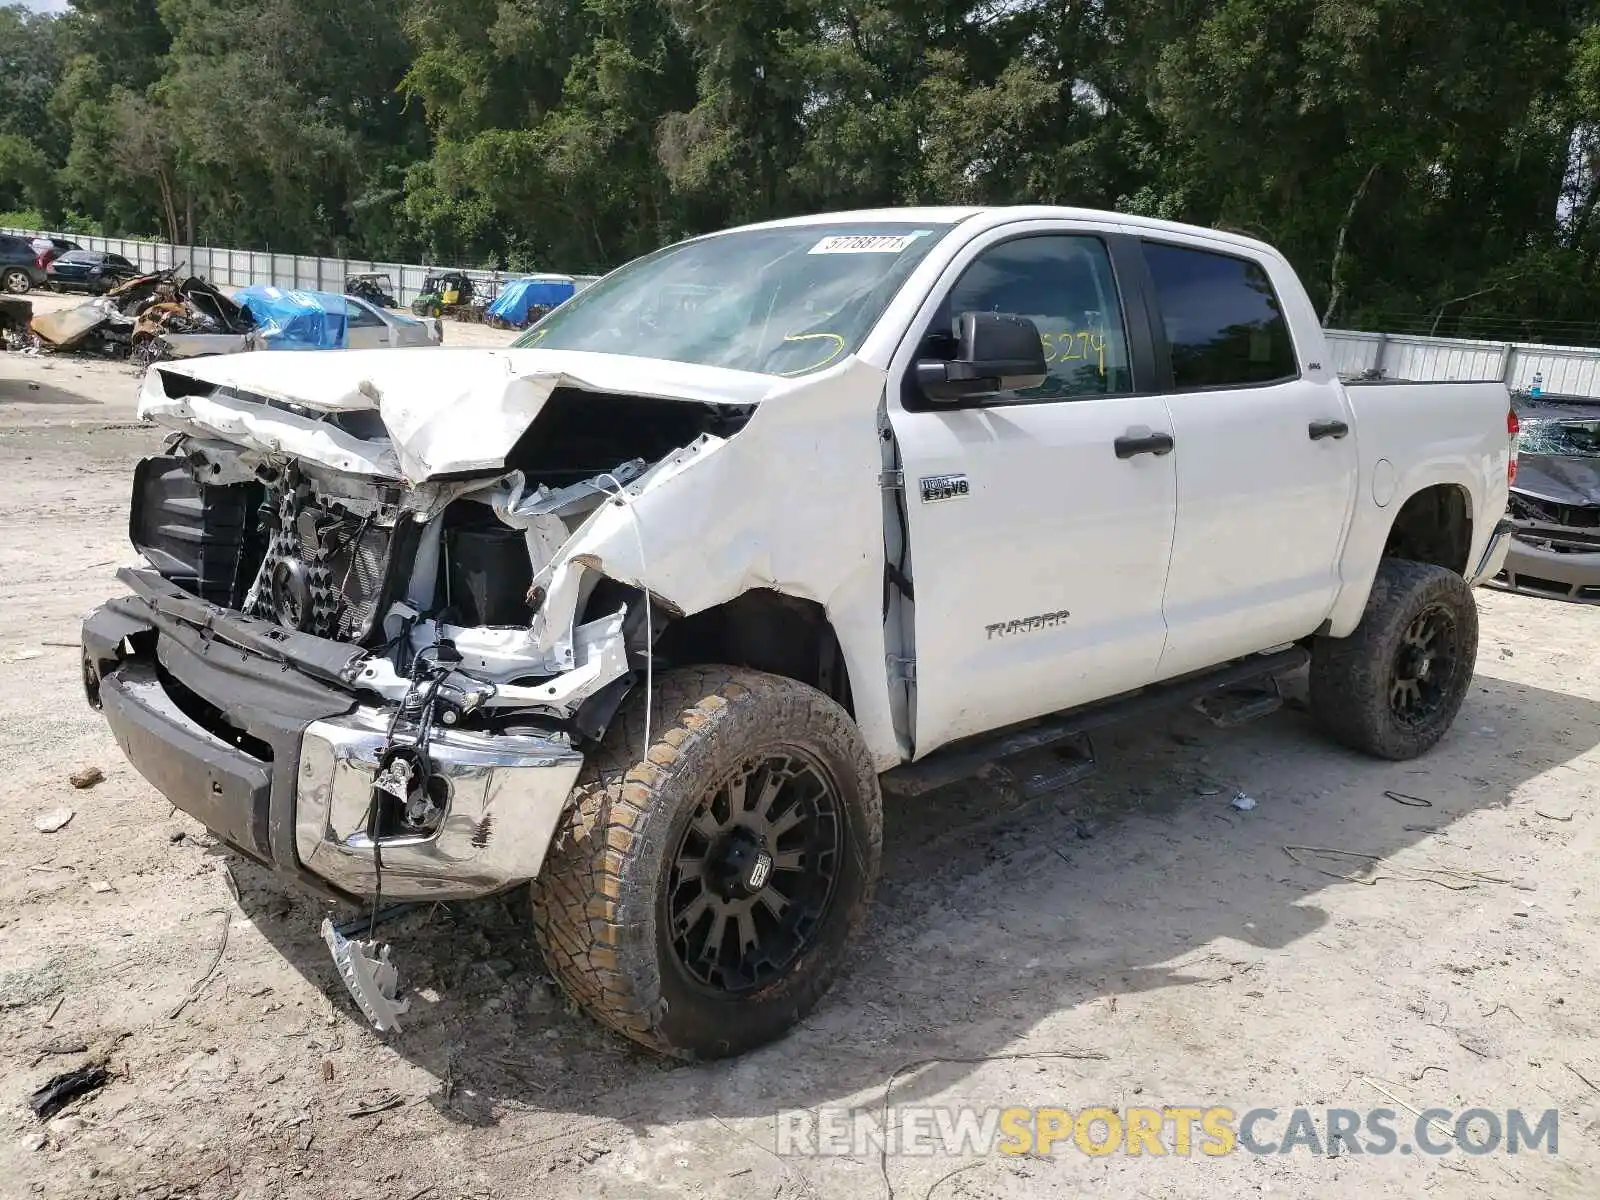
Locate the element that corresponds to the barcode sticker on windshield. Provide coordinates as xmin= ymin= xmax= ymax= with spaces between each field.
xmin=809 ymin=232 xmax=927 ymax=255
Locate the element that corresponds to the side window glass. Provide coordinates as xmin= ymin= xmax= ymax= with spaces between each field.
xmin=346 ymin=301 xmax=384 ymax=329
xmin=1143 ymin=242 xmax=1297 ymax=388
xmin=933 ymin=236 xmax=1133 ymax=400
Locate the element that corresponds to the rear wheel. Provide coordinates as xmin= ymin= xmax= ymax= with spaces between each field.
xmin=533 ymin=666 xmax=882 ymax=1058
xmin=1310 ymin=558 xmax=1479 ymax=760
xmin=2 ymin=269 xmax=31 ymax=295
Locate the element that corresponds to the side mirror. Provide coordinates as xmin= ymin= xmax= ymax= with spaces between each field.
xmin=916 ymin=311 xmax=1048 ymax=401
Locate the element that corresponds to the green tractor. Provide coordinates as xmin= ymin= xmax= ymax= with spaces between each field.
xmin=410 ymin=269 xmax=483 ymax=322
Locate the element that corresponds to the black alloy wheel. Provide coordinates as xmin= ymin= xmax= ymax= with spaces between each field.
xmin=1389 ymin=604 xmax=1462 ymax=727
xmin=665 ymin=751 xmax=843 ymax=995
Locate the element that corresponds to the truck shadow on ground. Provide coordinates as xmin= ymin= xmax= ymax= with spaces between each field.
xmin=231 ymin=666 xmax=1598 ymax=1136
xmin=0 ymin=377 xmax=99 ymax=406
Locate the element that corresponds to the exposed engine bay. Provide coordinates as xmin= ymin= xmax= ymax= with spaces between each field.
xmin=128 ymin=383 xmax=757 ymax=750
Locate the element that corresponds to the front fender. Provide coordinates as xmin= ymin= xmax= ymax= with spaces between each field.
xmin=547 ymin=359 xmax=903 ymax=770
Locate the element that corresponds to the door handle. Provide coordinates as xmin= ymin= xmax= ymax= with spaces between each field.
xmin=1114 ymin=431 xmax=1175 ymax=459
xmin=1308 ymin=418 xmax=1349 ymax=440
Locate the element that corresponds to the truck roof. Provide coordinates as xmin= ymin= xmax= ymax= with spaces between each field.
xmin=722 ymin=205 xmax=1281 ymax=260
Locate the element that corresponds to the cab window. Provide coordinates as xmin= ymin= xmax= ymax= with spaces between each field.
xmin=922 ymin=235 xmax=1134 ymax=402
xmin=1142 ymin=242 xmax=1297 ymax=388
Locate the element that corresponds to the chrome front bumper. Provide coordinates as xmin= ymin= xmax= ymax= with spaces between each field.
xmin=85 ymin=587 xmax=585 ymax=904
xmin=297 ymin=708 xmax=584 ymax=900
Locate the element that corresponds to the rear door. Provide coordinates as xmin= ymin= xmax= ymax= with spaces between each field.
xmin=886 ymin=224 xmax=1178 ymax=756
xmin=1139 ymin=239 xmax=1359 ymax=678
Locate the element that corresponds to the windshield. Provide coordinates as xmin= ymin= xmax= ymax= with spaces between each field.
xmin=512 ymin=222 xmax=956 ymax=375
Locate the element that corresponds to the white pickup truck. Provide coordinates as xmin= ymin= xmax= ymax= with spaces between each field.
xmin=83 ymin=207 xmax=1516 ymax=1058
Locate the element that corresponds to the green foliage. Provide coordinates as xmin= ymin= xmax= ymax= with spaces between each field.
xmin=14 ymin=0 xmax=1600 ymax=336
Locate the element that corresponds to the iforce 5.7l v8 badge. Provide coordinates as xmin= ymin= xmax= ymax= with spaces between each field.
xmin=920 ymin=474 xmax=969 ymax=503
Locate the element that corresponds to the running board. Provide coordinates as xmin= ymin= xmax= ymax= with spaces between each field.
xmin=1193 ymin=677 xmax=1284 ymax=728
xmin=882 ymin=646 xmax=1309 ymax=797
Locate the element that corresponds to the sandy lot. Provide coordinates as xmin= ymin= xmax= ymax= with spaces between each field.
xmin=0 ymin=336 xmax=1596 ymax=1200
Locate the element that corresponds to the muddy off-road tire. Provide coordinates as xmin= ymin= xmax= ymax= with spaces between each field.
xmin=1310 ymin=558 xmax=1479 ymax=760
xmin=533 ymin=666 xmax=883 ymax=1058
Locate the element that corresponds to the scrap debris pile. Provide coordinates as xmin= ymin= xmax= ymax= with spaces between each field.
xmin=20 ymin=269 xmax=254 ymax=365
xmin=0 ymin=297 xmax=34 ymax=352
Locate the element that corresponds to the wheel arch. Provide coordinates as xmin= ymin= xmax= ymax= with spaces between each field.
xmin=1326 ymin=474 xmax=1481 ymax=638
xmin=583 ymin=581 xmax=856 ymax=716
xmin=1381 ymin=483 xmax=1473 ymax=575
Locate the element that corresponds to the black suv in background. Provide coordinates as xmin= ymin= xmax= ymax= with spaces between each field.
xmin=0 ymin=234 xmax=50 ymax=295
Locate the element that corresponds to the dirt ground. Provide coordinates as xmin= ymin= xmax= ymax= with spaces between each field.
xmin=1 ymin=331 xmax=1597 ymax=1200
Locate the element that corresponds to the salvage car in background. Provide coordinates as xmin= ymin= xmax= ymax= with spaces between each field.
xmin=228 ymin=286 xmax=443 ymax=351
xmin=30 ymin=269 xmax=254 ymax=361
xmin=1494 ymin=391 xmax=1600 ymax=602
xmin=1 ymin=234 xmax=50 ymax=294
xmin=47 ymin=250 xmax=142 ymax=294
xmin=24 ymin=278 xmax=443 ymax=362
xmin=144 ymin=287 xmax=443 ymax=361
xmin=484 ymin=274 xmax=576 ymax=329
xmin=31 ymin=236 xmax=82 ymax=267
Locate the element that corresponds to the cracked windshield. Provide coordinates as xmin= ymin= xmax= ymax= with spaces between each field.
xmin=512 ymin=223 xmax=955 ymax=376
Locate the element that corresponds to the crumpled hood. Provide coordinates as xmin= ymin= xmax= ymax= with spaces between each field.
xmin=139 ymin=346 xmax=778 ymax=482
xmin=1513 ymin=453 xmax=1600 ymax=508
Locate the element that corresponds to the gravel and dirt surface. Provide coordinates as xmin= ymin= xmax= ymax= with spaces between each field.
xmin=1 ymin=333 xmax=1597 ymax=1200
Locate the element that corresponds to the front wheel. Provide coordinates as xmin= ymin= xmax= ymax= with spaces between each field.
xmin=1310 ymin=558 xmax=1479 ymax=760
xmin=534 ymin=666 xmax=883 ymax=1058
xmin=2 ymin=269 xmax=31 ymax=295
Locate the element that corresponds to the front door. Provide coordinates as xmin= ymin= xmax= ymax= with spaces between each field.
xmin=345 ymin=299 xmax=391 ymax=350
xmin=887 ymin=228 xmax=1178 ymax=757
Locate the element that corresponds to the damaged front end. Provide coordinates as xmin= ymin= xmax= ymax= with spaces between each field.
xmin=85 ymin=353 xmax=757 ymax=920
xmin=1495 ymin=394 xmax=1600 ymax=604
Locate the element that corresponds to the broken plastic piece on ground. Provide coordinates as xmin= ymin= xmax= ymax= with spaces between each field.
xmin=1230 ymin=792 xmax=1258 ymax=811
xmin=30 ymin=1064 xmax=110 ymax=1121
xmin=35 ymin=807 xmax=74 ymax=833
xmin=321 ymin=918 xmax=409 ymax=1033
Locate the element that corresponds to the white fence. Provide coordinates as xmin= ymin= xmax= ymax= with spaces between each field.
xmin=3 ymin=227 xmax=600 ymax=307
xmin=1323 ymin=329 xmax=1600 ymax=397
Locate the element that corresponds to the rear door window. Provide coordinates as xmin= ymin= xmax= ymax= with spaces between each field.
xmin=1142 ymin=243 xmax=1297 ymax=389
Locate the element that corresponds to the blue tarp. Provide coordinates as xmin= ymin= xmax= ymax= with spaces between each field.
xmin=235 ymin=285 xmax=351 ymax=351
xmin=486 ymin=275 xmax=576 ymax=325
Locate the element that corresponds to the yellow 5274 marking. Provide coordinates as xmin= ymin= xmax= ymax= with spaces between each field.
xmin=1040 ymin=330 xmax=1107 ymax=375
